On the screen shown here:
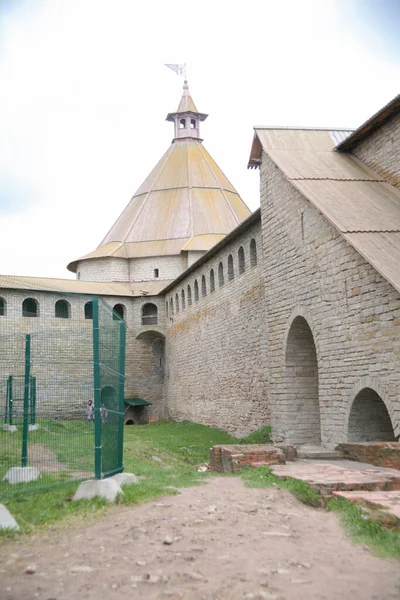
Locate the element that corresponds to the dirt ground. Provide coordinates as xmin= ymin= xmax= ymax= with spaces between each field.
xmin=1 ymin=477 xmax=399 ymax=600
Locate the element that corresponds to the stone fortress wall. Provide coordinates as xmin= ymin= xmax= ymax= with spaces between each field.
xmin=0 ymin=288 xmax=167 ymax=422
xmin=163 ymin=217 xmax=269 ymax=437
xmin=259 ymin=151 xmax=400 ymax=448
xmin=351 ymin=110 xmax=400 ymax=189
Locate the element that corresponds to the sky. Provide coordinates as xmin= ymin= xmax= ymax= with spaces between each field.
xmin=0 ymin=0 xmax=399 ymax=279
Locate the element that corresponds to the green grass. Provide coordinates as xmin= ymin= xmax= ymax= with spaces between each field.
xmin=327 ymin=496 xmax=400 ymax=560
xmin=240 ymin=465 xmax=322 ymax=507
xmin=237 ymin=425 xmax=272 ymax=445
xmin=0 ymin=420 xmax=236 ymax=537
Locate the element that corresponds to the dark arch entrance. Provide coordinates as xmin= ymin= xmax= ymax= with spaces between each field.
xmin=348 ymin=388 xmax=395 ymax=442
xmin=284 ymin=316 xmax=321 ymax=444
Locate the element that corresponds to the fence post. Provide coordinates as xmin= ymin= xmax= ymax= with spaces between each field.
xmin=21 ymin=334 xmax=31 ymax=467
xmin=117 ymin=319 xmax=126 ymax=472
xmin=92 ymin=297 xmax=102 ymax=479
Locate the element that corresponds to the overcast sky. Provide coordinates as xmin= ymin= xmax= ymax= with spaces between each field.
xmin=0 ymin=0 xmax=399 ymax=279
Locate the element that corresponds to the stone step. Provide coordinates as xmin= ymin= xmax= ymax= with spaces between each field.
xmin=296 ymin=445 xmax=342 ymax=460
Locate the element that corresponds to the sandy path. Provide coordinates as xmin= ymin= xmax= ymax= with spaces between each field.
xmin=0 ymin=477 xmax=399 ymax=600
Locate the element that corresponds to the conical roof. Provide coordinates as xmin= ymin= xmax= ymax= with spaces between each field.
xmin=67 ymin=84 xmax=251 ymax=273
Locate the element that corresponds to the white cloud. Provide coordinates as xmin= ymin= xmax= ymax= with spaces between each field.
xmin=0 ymin=0 xmax=398 ymax=277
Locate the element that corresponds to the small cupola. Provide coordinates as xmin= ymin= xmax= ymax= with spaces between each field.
xmin=166 ymin=80 xmax=208 ymax=142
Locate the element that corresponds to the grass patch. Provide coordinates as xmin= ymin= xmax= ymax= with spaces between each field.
xmin=0 ymin=420 xmax=236 ymax=537
xmin=327 ymin=496 xmax=400 ymax=560
xmin=237 ymin=425 xmax=272 ymax=445
xmin=241 ymin=465 xmax=322 ymax=507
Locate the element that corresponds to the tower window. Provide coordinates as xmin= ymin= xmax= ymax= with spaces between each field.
xmin=22 ymin=298 xmax=38 ymax=317
xmin=175 ymin=293 xmax=180 ymax=313
xmin=84 ymin=301 xmax=93 ymax=320
xmin=179 ymin=118 xmax=186 ymax=129
xmin=218 ymin=262 xmax=224 ymax=287
xmin=0 ymin=297 xmax=5 ymax=316
xmin=190 ymin=119 xmax=197 ymax=129
xmin=238 ymin=246 xmax=245 ymax=274
xmin=201 ymin=275 xmax=207 ymax=297
xmin=142 ymin=303 xmax=158 ymax=325
xmin=187 ymin=285 xmax=192 ymax=306
xmin=194 ymin=280 xmax=199 ymax=302
xmin=250 ymin=238 xmax=257 ymax=267
xmin=113 ymin=303 xmax=125 ymax=320
xmin=181 ymin=289 xmax=186 ymax=309
xmin=55 ymin=299 xmax=70 ymax=319
xmin=228 ymin=254 xmax=234 ymax=281
xmin=154 ymin=268 xmax=159 ymax=278
xmin=210 ymin=269 xmax=215 ymax=292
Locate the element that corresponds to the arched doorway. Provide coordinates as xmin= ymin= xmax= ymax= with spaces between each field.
xmin=131 ymin=331 xmax=165 ymax=420
xmin=348 ymin=388 xmax=395 ymax=442
xmin=284 ymin=316 xmax=321 ymax=444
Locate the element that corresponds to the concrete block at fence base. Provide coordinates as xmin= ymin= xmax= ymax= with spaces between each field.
xmin=111 ymin=472 xmax=139 ymax=486
xmin=1 ymin=425 xmax=17 ymax=433
xmin=0 ymin=504 xmax=19 ymax=531
xmin=73 ymin=479 xmax=124 ymax=503
xmin=3 ymin=467 xmax=41 ymax=484
xmin=28 ymin=424 xmax=40 ymax=432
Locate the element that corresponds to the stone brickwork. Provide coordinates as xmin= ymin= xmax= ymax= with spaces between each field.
xmin=351 ymin=112 xmax=400 ymax=189
xmin=210 ymin=444 xmax=287 ymax=473
xmin=337 ymin=442 xmax=400 ymax=470
xmin=164 ymin=220 xmax=269 ymax=437
xmin=0 ymin=289 xmax=167 ymax=421
xmin=210 ymin=443 xmax=297 ymax=472
xmin=77 ymin=258 xmax=129 ymax=282
xmin=259 ymin=152 xmax=400 ymax=448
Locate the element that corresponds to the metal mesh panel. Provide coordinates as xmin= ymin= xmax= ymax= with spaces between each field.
xmin=0 ymin=289 xmax=126 ymax=500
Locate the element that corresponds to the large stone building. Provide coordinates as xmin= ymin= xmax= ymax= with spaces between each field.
xmin=1 ymin=83 xmax=399 ymax=449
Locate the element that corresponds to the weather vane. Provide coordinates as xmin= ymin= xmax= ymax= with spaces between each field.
xmin=165 ymin=63 xmax=187 ymax=79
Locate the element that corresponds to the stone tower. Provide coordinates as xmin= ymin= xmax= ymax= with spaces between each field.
xmin=68 ymin=81 xmax=251 ymax=287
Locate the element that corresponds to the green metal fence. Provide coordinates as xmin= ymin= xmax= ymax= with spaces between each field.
xmin=0 ymin=292 xmax=126 ymax=500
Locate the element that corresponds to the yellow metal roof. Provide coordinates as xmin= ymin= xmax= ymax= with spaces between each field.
xmin=249 ymin=127 xmax=400 ymax=293
xmin=69 ymin=139 xmax=250 ymax=272
xmin=0 ymin=275 xmax=171 ymax=297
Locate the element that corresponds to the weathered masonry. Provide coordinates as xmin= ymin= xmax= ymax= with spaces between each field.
xmin=248 ymin=94 xmax=400 ymax=448
xmin=1 ymin=83 xmax=399 ymax=452
xmin=163 ymin=212 xmax=269 ymax=436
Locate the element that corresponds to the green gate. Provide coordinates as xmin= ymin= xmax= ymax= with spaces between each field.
xmin=93 ymin=297 xmax=126 ymax=479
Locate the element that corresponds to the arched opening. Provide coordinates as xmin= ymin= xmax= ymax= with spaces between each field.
xmin=84 ymin=301 xmax=93 ymax=320
xmin=348 ymin=388 xmax=395 ymax=442
xmin=142 ymin=303 xmax=158 ymax=325
xmin=250 ymin=238 xmax=257 ymax=267
xmin=23 ymin=298 xmax=38 ymax=317
xmin=113 ymin=303 xmax=125 ymax=321
xmin=218 ymin=262 xmax=224 ymax=287
xmin=201 ymin=275 xmax=207 ymax=297
xmin=238 ymin=246 xmax=245 ymax=274
xmin=175 ymin=293 xmax=180 ymax=313
xmin=154 ymin=268 xmax=159 ymax=278
xmin=284 ymin=316 xmax=320 ymax=444
xmin=170 ymin=297 xmax=174 ymax=315
xmin=187 ymin=285 xmax=192 ymax=306
xmin=228 ymin=254 xmax=234 ymax=281
xmin=134 ymin=331 xmax=165 ymax=419
xmin=210 ymin=269 xmax=215 ymax=292
xmin=166 ymin=302 xmax=169 ymax=318
xmin=190 ymin=118 xmax=197 ymax=129
xmin=55 ymin=299 xmax=70 ymax=319
xmin=194 ymin=280 xmax=199 ymax=302
xmin=179 ymin=118 xmax=186 ymax=129
xmin=181 ymin=289 xmax=186 ymax=309
xmin=0 ymin=297 xmax=6 ymax=317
